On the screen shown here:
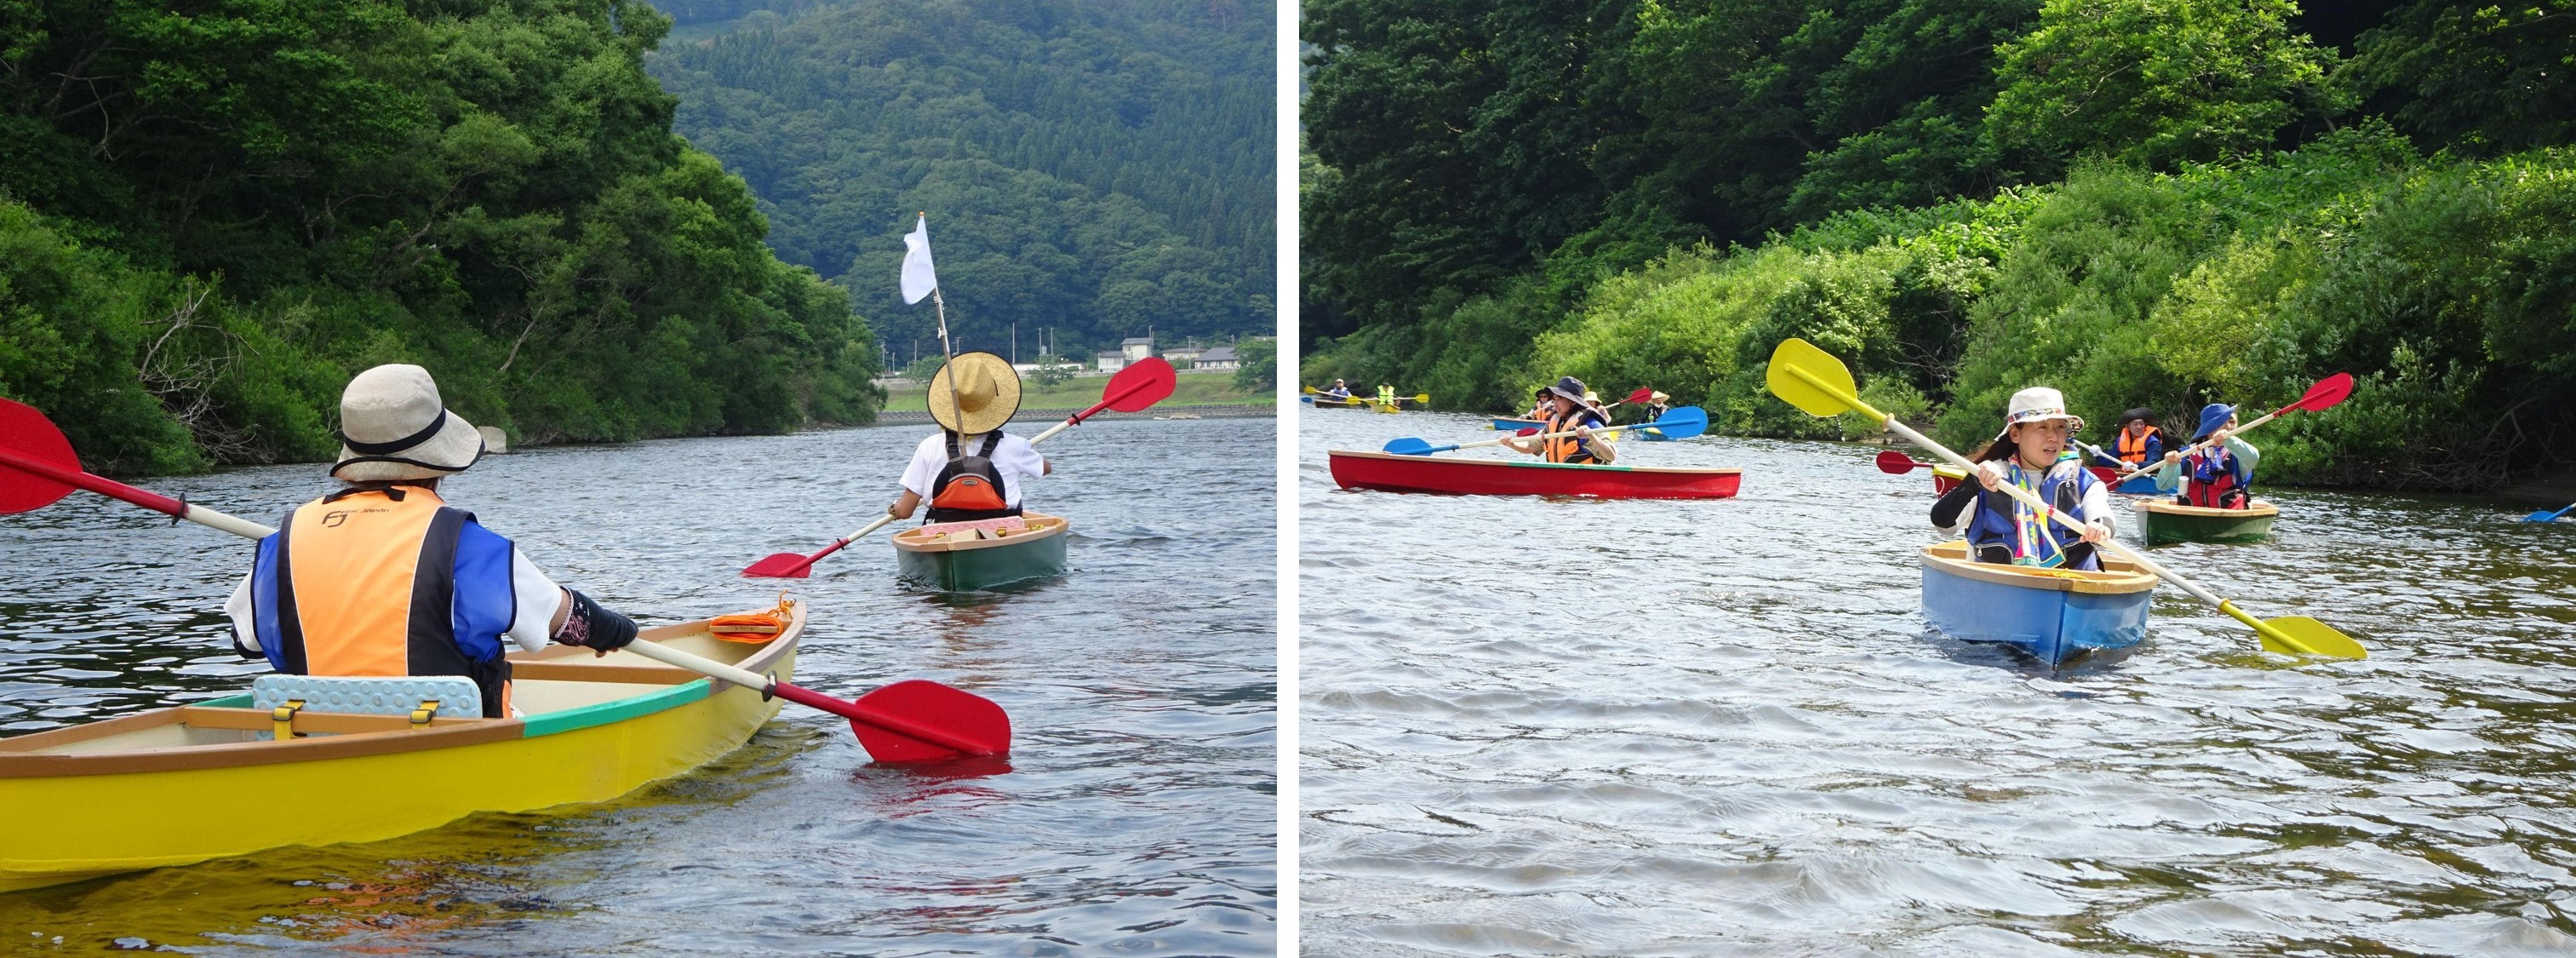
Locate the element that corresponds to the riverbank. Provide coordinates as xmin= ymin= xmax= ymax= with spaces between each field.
xmin=879 ymin=370 xmax=1273 ymax=412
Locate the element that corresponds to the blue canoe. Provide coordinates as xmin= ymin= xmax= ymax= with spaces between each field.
xmin=1491 ymin=417 xmax=1544 ymax=431
xmin=1920 ymin=540 xmax=2156 ymax=666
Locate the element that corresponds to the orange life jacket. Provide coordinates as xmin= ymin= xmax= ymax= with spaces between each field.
xmin=1542 ymin=408 xmax=1604 ymax=464
xmin=248 ymin=485 xmax=517 ymax=716
xmin=2114 ymin=426 xmax=2161 ymax=466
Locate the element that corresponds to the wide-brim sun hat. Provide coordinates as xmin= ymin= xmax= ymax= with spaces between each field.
xmin=1544 ymin=376 xmax=1589 ymax=407
xmin=2118 ymin=407 xmax=2157 ymax=427
xmin=928 ymin=351 xmax=1022 ymax=434
xmin=1994 ymin=386 xmax=2086 ymax=440
xmin=1650 ymin=391 xmax=1670 ymax=403
xmin=2195 ymin=403 xmax=2236 ymax=441
xmin=331 ymin=364 xmax=486 ymax=482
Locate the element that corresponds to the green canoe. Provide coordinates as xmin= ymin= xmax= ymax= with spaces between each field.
xmin=893 ymin=513 xmax=1070 ymax=591
xmin=2136 ymin=499 xmax=2277 ymax=545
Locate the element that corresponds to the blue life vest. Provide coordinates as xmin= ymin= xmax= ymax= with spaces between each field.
xmin=1962 ymin=455 xmax=2104 ymax=570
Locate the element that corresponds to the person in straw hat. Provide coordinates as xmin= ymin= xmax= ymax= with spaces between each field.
xmin=1928 ymin=386 xmax=2114 ymax=570
xmin=891 ymin=351 xmax=1049 ymax=524
xmin=222 ymin=364 xmax=638 ymax=719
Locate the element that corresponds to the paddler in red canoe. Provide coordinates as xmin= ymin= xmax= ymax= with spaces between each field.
xmin=890 ymin=351 xmax=1050 ymax=525
xmin=1504 ymin=376 xmax=1617 ymax=465
xmin=1929 ymin=386 xmax=2114 ymax=569
xmin=225 ymin=364 xmax=640 ymax=720
xmin=2155 ymin=403 xmax=2258 ymax=509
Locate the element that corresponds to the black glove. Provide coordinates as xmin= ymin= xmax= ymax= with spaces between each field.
xmin=556 ymin=588 xmax=638 ymax=653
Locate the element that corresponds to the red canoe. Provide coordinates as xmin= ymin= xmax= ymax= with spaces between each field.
xmin=1327 ymin=450 xmax=1742 ymax=499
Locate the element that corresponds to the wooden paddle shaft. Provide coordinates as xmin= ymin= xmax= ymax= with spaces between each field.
xmin=1454 ymin=420 xmax=1654 ymax=452
xmin=0 ymin=446 xmax=275 ymax=539
xmin=827 ymin=514 xmax=899 ymax=552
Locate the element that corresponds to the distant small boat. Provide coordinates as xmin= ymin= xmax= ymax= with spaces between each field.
xmin=2136 ymin=499 xmax=2277 ymax=545
xmin=1326 ymin=450 xmax=1741 ymax=499
xmin=1920 ymin=540 xmax=2155 ymax=666
xmin=1491 ymin=417 xmax=1543 ymax=431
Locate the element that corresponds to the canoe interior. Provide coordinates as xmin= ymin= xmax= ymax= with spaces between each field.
xmin=2137 ymin=499 xmax=2278 ymax=545
xmin=0 ymin=604 xmax=804 ymax=893
xmin=892 ymin=512 xmax=1071 ymax=591
xmin=1919 ymin=541 xmax=2156 ymax=666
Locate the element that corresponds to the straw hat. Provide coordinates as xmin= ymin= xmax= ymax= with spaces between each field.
xmin=927 ymin=352 xmax=1022 ymax=434
xmin=330 ymin=364 xmax=486 ymax=482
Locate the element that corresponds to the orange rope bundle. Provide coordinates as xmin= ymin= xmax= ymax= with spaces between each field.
xmin=711 ymin=592 xmax=796 ymax=644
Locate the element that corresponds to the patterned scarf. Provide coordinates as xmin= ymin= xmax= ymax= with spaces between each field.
xmin=2003 ymin=452 xmax=2080 ymax=568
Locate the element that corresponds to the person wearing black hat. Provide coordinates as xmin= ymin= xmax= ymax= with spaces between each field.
xmin=1505 ymin=376 xmax=1616 ymax=464
xmin=2093 ymin=408 xmax=2163 ymax=470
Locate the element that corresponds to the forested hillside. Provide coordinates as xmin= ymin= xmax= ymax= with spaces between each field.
xmin=1302 ymin=0 xmax=2576 ymax=490
xmin=648 ymin=0 xmax=1273 ymax=364
xmin=0 ymin=0 xmax=879 ymax=476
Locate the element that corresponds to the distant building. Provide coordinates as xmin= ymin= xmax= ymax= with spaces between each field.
xmin=1096 ymin=350 xmax=1125 ymax=371
xmin=1120 ymin=336 xmax=1155 ymax=364
xmin=1162 ymin=344 xmax=1206 ymax=367
xmin=1195 ymin=346 xmax=1239 ymax=370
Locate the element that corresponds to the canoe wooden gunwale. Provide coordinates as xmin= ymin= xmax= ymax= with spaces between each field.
xmin=2138 ymin=499 xmax=2278 ymax=520
xmin=0 ymin=608 xmax=799 ymax=779
xmin=1919 ymin=540 xmax=2156 ymax=594
xmin=889 ymin=513 xmax=1070 ymax=554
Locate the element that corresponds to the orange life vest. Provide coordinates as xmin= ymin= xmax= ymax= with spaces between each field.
xmin=1542 ymin=408 xmax=1604 ymax=464
xmin=248 ymin=485 xmax=518 ymax=716
xmin=2114 ymin=426 xmax=2161 ymax=466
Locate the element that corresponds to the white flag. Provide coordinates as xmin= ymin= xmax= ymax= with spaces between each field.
xmin=900 ymin=214 xmax=937 ymax=304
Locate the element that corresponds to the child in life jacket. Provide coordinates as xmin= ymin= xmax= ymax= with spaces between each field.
xmin=2155 ymin=403 xmax=2258 ymax=509
xmin=1503 ymin=376 xmax=1615 ymax=464
xmin=2093 ymin=407 xmax=2161 ymax=469
xmin=1930 ymin=387 xmax=2115 ymax=569
xmin=890 ymin=352 xmax=1049 ymax=523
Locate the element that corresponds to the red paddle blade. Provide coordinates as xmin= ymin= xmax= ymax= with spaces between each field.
xmin=741 ymin=552 xmax=816 ymax=578
xmin=1514 ymin=427 xmax=1539 ymax=436
xmin=2292 ymin=372 xmax=2354 ymax=412
xmin=1624 ymin=387 xmax=1654 ymax=404
xmin=1874 ymin=449 xmax=1921 ymax=474
xmin=851 ymin=679 xmax=1012 ymax=763
xmin=1104 ymin=357 xmax=1177 ymax=412
xmin=0 ymin=399 xmax=81 ymax=514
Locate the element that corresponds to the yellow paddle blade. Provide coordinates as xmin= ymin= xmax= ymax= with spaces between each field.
xmin=1766 ymin=338 xmax=1862 ymax=418
xmin=2257 ymin=616 xmax=2367 ymax=659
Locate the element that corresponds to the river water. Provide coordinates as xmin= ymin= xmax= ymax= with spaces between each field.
xmin=0 ymin=417 xmax=1275 ymax=955
xmin=1299 ymin=409 xmax=2576 ymax=956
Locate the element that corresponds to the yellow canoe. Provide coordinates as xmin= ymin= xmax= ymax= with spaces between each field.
xmin=0 ymin=603 xmax=804 ymax=892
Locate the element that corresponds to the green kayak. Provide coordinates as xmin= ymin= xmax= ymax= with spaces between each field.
xmin=892 ymin=513 xmax=1070 ymax=591
xmin=2136 ymin=500 xmax=2277 ymax=545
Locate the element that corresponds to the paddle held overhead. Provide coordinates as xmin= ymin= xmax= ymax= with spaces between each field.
xmin=1764 ymin=338 xmax=2364 ymax=661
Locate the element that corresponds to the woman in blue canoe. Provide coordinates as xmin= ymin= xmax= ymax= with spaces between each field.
xmin=1930 ymin=387 xmax=2115 ymax=570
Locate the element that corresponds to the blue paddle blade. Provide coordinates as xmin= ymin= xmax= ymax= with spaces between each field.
xmin=1649 ymin=406 xmax=1709 ymax=439
xmin=1383 ymin=437 xmax=1438 ymax=456
xmin=2528 ymin=509 xmax=2566 ymax=523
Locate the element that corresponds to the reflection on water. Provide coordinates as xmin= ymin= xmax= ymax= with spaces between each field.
xmin=0 ymin=418 xmax=1275 ymax=954
xmin=1300 ymin=409 xmax=2576 ymax=955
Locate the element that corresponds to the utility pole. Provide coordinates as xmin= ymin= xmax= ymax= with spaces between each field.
xmin=1012 ymin=323 xmax=1017 ymax=364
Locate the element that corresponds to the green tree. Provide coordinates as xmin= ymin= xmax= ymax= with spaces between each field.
xmin=1986 ymin=0 xmax=2343 ymax=171
xmin=1233 ymin=336 xmax=1276 ymax=393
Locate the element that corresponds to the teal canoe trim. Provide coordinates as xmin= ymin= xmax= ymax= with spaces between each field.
xmin=197 ymin=693 xmax=254 ymax=708
xmin=519 ymin=679 xmax=712 ymax=738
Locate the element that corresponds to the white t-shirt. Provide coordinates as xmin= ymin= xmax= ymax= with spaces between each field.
xmin=226 ymin=548 xmax=568 ymax=657
xmin=901 ymin=431 xmax=1045 ymax=508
